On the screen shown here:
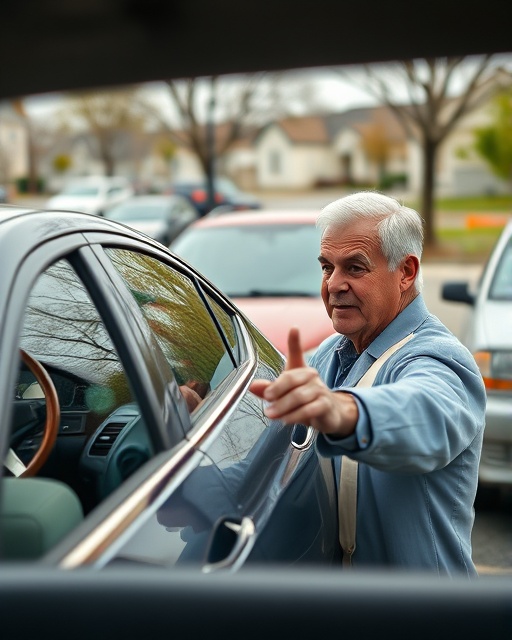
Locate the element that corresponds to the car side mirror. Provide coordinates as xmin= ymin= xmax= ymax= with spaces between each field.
xmin=441 ymin=282 xmax=475 ymax=306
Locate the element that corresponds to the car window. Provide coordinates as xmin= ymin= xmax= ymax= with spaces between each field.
xmin=105 ymin=249 xmax=237 ymax=412
xmin=104 ymin=321 xmax=286 ymax=570
xmin=11 ymin=259 xmax=152 ymax=518
xmin=489 ymin=237 xmax=512 ymax=300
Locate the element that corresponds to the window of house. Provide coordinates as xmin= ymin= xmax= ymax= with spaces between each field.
xmin=268 ymin=150 xmax=281 ymax=174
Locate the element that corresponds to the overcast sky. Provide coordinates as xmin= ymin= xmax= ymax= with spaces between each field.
xmin=22 ymin=65 xmax=379 ymax=121
xmin=23 ymin=55 xmax=512 ymax=123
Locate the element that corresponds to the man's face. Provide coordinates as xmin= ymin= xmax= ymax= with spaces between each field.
xmin=319 ymin=218 xmax=407 ymax=353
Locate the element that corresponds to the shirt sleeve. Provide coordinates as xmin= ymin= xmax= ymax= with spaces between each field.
xmin=316 ymin=345 xmax=486 ymax=474
xmin=318 ymin=394 xmax=371 ymax=453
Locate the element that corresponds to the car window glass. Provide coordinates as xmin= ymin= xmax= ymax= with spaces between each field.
xmin=105 ymin=249 xmax=236 ymax=408
xmin=11 ymin=259 xmax=153 ymax=521
xmin=489 ymin=237 xmax=512 ymax=300
xmin=106 ymin=323 xmax=286 ymax=570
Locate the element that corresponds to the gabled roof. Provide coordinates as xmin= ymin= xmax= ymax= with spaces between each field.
xmin=276 ymin=117 xmax=330 ymax=143
xmin=257 ymin=106 xmax=408 ymax=147
xmin=0 ymin=103 xmax=26 ymax=125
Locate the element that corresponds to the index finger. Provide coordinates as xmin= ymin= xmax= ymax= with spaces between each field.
xmin=285 ymin=326 xmax=306 ymax=370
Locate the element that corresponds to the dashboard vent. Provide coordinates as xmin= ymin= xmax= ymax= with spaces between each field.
xmin=89 ymin=422 xmax=126 ymax=456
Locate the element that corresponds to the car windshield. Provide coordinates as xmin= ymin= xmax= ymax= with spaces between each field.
xmin=489 ymin=236 xmax=512 ymax=300
xmin=60 ymin=185 xmax=101 ymax=196
xmin=108 ymin=203 xmax=168 ymax=221
xmin=214 ymin=178 xmax=239 ymax=196
xmin=172 ymin=222 xmax=322 ymax=297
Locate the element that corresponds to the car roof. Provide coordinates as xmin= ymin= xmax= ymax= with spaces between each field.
xmin=0 ymin=2 xmax=509 ymax=100
xmin=190 ymin=210 xmax=320 ymax=228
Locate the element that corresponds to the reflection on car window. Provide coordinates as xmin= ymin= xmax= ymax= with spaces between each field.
xmin=107 ymin=322 xmax=286 ymax=569
xmin=105 ymin=249 xmax=236 ymax=409
xmin=12 ymin=260 xmax=151 ymax=519
xmin=19 ymin=260 xmax=133 ymax=408
xmin=489 ymin=238 xmax=512 ymax=300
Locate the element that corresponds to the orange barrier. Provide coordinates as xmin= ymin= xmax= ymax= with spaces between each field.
xmin=465 ymin=213 xmax=511 ymax=229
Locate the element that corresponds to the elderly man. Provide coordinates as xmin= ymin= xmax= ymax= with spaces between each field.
xmin=250 ymin=191 xmax=486 ymax=576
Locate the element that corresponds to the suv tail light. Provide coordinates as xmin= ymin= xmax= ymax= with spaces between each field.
xmin=474 ymin=350 xmax=512 ymax=391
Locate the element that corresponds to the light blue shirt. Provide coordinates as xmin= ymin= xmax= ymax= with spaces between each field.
xmin=312 ymin=295 xmax=486 ymax=576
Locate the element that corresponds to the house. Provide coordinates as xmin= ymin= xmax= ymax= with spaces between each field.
xmin=0 ymin=103 xmax=29 ymax=187
xmin=249 ymin=98 xmax=511 ymax=197
xmin=254 ymin=108 xmax=410 ymax=191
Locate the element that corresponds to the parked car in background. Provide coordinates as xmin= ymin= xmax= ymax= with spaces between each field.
xmin=0 ymin=185 xmax=8 ymax=203
xmin=442 ymin=219 xmax=512 ymax=503
xmin=104 ymin=194 xmax=200 ymax=245
xmin=0 ymin=204 xmax=338 ymax=570
xmin=168 ymin=176 xmax=262 ymax=217
xmin=170 ymin=210 xmax=336 ymax=358
xmin=45 ymin=176 xmax=134 ymax=216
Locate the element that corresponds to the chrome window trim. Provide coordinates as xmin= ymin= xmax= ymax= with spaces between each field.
xmin=59 ymin=442 xmax=200 ymax=568
xmin=186 ymin=316 xmax=257 ymax=450
xmin=59 ymin=317 xmax=257 ymax=569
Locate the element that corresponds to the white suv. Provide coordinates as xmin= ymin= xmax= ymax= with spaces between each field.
xmin=442 ymin=220 xmax=512 ymax=504
xmin=45 ymin=176 xmax=134 ymax=216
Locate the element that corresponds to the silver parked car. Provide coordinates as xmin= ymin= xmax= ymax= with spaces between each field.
xmin=442 ymin=220 xmax=512 ymax=502
xmin=45 ymin=176 xmax=134 ymax=217
xmin=105 ymin=194 xmax=200 ymax=245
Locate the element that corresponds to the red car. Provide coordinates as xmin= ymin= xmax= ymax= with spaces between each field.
xmin=170 ymin=210 xmax=336 ymax=358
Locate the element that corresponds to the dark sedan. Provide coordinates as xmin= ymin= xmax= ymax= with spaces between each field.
xmin=105 ymin=194 xmax=200 ymax=245
xmin=169 ymin=176 xmax=262 ymax=217
xmin=0 ymin=204 xmax=338 ymax=569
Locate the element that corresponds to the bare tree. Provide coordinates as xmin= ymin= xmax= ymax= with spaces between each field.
xmin=149 ymin=73 xmax=291 ymax=184
xmin=57 ymin=87 xmax=152 ymax=176
xmin=337 ymin=56 xmax=512 ymax=247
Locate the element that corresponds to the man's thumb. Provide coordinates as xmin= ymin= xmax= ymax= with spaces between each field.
xmin=285 ymin=326 xmax=306 ymax=370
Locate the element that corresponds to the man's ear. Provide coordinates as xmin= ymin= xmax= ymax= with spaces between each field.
xmin=400 ymin=255 xmax=420 ymax=291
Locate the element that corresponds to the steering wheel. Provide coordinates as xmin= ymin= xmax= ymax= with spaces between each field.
xmin=5 ymin=350 xmax=60 ymax=477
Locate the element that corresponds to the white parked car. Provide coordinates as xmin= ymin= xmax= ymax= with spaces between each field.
xmin=442 ymin=219 xmax=512 ymax=503
xmin=45 ymin=176 xmax=134 ymax=216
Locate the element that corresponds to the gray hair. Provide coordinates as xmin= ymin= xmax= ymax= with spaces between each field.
xmin=317 ymin=191 xmax=424 ymax=292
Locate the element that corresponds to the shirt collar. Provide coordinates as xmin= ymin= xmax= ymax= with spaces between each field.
xmin=365 ymin=294 xmax=429 ymax=359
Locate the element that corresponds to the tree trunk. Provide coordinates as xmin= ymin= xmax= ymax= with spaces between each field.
xmin=421 ymin=139 xmax=438 ymax=249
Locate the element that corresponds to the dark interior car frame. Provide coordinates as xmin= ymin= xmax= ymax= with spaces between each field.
xmin=0 ymin=2 xmax=511 ymax=639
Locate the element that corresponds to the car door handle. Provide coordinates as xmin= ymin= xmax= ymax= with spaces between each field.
xmin=202 ymin=517 xmax=256 ymax=573
xmin=291 ymin=424 xmax=315 ymax=450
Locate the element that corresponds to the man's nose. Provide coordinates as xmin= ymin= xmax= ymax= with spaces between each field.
xmin=327 ymin=269 xmax=349 ymax=293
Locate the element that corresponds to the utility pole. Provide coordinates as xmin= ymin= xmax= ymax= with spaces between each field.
xmin=205 ymin=77 xmax=216 ymax=214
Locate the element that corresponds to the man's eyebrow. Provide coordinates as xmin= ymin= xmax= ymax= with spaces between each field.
xmin=318 ymin=252 xmax=372 ymax=265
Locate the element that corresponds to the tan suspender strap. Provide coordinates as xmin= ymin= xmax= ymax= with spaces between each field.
xmin=338 ymin=333 xmax=414 ymax=567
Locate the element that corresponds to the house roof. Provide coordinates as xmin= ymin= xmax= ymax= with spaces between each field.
xmin=0 ymin=103 xmax=26 ymax=125
xmin=276 ymin=117 xmax=330 ymax=144
xmin=257 ymin=106 xmax=408 ymax=147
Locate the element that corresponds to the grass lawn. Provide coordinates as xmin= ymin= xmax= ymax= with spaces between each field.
xmin=405 ymin=194 xmax=512 ymax=213
xmin=431 ymin=227 xmax=503 ymax=262
xmin=403 ymin=194 xmax=511 ymax=263
xmin=434 ymin=195 xmax=512 ymax=211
